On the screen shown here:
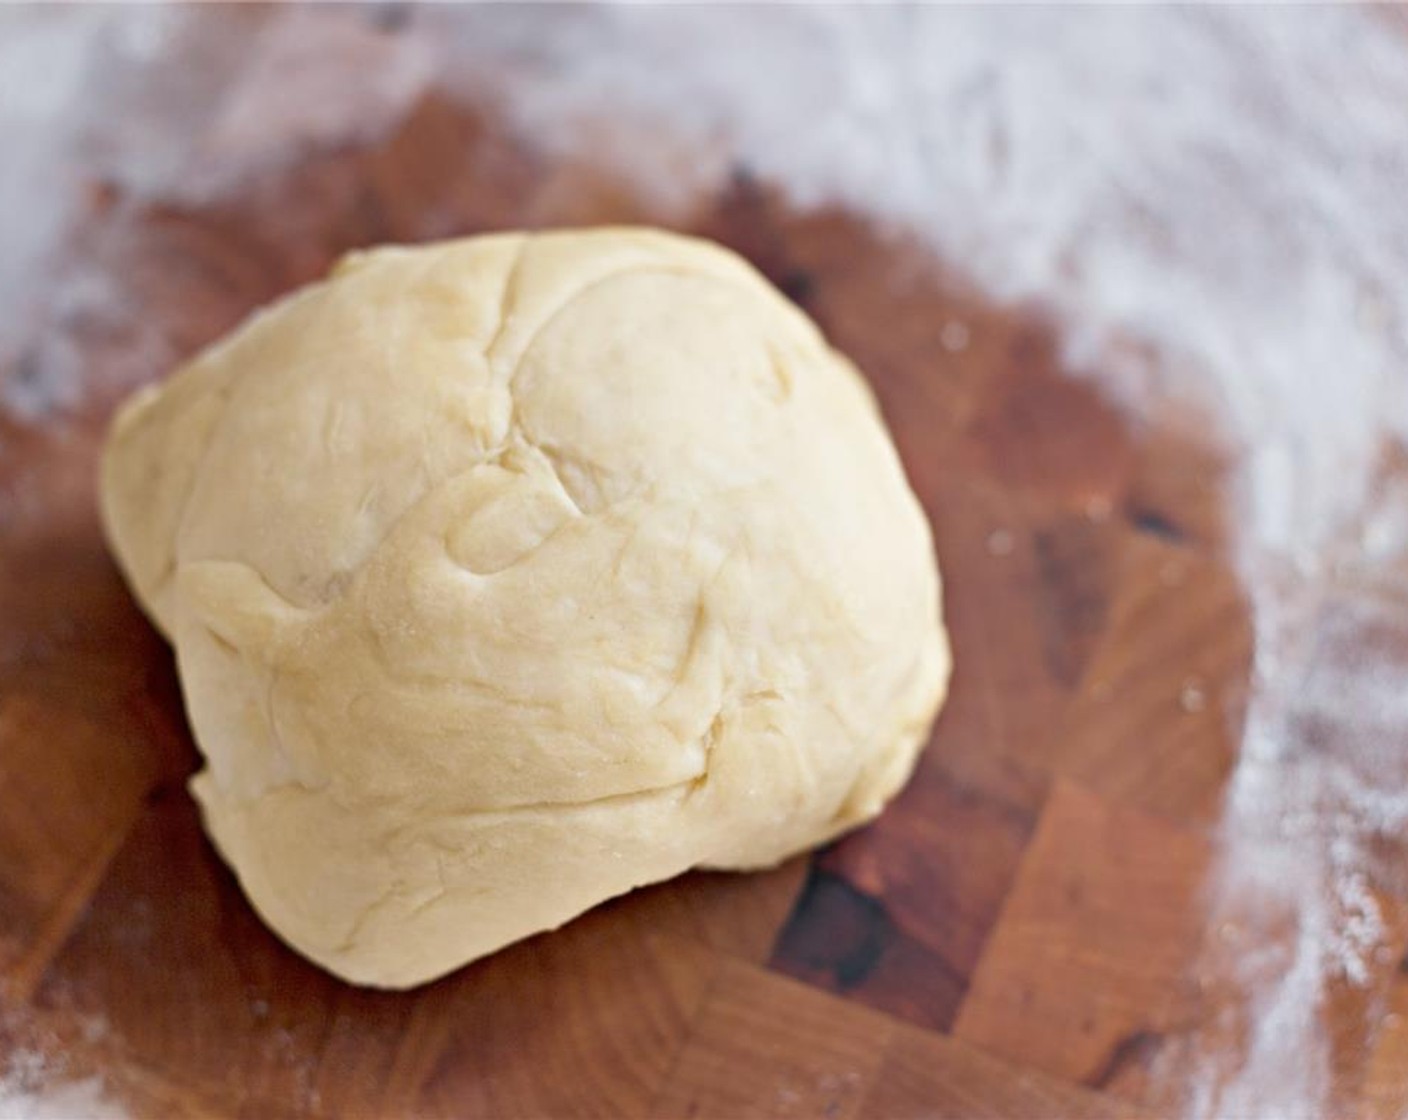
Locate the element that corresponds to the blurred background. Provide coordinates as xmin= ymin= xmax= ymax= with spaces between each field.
xmin=3 ymin=6 xmax=1408 ymax=1118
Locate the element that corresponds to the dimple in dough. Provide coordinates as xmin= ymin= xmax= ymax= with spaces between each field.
xmin=100 ymin=227 xmax=951 ymax=989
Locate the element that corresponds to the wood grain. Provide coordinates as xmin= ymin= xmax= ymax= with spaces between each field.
xmin=953 ymin=781 xmax=1212 ymax=1097
xmin=651 ymin=959 xmax=893 ymax=1120
xmin=2 ymin=21 xmax=1406 ymax=1115
xmin=859 ymin=1023 xmax=1147 ymax=1120
xmin=0 ymin=698 xmax=156 ymax=1001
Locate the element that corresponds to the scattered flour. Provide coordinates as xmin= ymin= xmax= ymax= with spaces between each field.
xmin=0 ymin=5 xmax=430 ymax=412
xmin=0 ymin=8 xmax=115 ymax=326
xmin=0 ymin=1046 xmax=123 ymax=1120
xmin=424 ymin=10 xmax=1408 ymax=1114
xmin=5 ymin=6 xmax=1408 ymax=1116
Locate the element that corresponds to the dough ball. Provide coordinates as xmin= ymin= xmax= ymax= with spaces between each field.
xmin=100 ymin=227 xmax=950 ymax=988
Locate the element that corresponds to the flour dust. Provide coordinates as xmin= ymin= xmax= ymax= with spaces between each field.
xmin=6 ymin=7 xmax=1408 ymax=1116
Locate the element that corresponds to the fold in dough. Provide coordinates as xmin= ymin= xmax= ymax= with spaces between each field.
xmin=100 ymin=227 xmax=950 ymax=988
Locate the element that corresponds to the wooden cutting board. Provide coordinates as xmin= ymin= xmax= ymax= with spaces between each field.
xmin=2 ymin=22 xmax=1405 ymax=1119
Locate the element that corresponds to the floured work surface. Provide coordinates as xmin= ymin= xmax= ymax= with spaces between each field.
xmin=3 ymin=7 xmax=1408 ymax=1118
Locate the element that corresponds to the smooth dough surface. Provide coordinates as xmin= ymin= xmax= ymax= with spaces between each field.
xmin=100 ymin=227 xmax=950 ymax=988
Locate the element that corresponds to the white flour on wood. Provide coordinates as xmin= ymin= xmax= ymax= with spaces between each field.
xmin=4 ymin=6 xmax=1408 ymax=1116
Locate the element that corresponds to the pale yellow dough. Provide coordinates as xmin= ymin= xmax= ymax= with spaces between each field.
xmin=100 ymin=227 xmax=950 ymax=988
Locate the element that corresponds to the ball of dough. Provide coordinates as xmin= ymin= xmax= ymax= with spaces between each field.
xmin=100 ymin=227 xmax=950 ymax=988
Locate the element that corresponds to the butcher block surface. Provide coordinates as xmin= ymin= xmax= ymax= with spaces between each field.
xmin=4 ymin=7 xmax=1408 ymax=1118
